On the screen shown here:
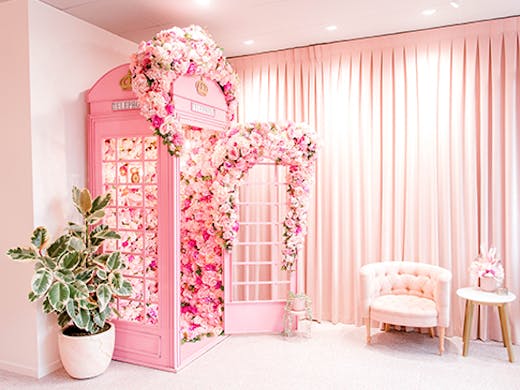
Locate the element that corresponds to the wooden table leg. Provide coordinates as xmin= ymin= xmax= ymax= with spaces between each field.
xmin=497 ymin=304 xmax=507 ymax=347
xmin=497 ymin=304 xmax=515 ymax=363
xmin=462 ymin=300 xmax=474 ymax=357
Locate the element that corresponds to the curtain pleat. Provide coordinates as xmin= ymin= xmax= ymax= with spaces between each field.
xmin=229 ymin=16 xmax=520 ymax=342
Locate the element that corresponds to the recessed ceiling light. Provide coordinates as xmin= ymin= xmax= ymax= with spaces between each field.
xmin=243 ymin=40 xmax=254 ymax=45
xmin=194 ymin=0 xmax=211 ymax=6
xmin=325 ymin=25 xmax=337 ymax=31
xmin=450 ymin=1 xmax=460 ymax=8
xmin=421 ymin=8 xmax=437 ymax=16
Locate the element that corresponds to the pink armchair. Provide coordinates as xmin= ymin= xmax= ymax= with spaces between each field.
xmin=359 ymin=261 xmax=452 ymax=354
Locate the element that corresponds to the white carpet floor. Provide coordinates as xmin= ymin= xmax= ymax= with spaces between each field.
xmin=1 ymin=323 xmax=519 ymax=389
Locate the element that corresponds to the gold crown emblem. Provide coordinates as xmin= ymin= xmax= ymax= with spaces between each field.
xmin=195 ymin=79 xmax=208 ymax=96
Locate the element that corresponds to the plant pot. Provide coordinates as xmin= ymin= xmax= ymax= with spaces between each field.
xmin=58 ymin=322 xmax=115 ymax=379
xmin=479 ymin=276 xmax=497 ymax=292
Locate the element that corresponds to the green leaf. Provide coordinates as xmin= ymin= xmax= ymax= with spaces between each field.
xmin=74 ymin=308 xmax=91 ymax=330
xmin=86 ymin=209 xmax=105 ymax=223
xmin=47 ymin=235 xmax=70 ymax=258
xmin=28 ymin=291 xmax=39 ymax=302
xmin=31 ymin=269 xmax=53 ymax=296
xmin=92 ymin=309 xmax=107 ymax=328
xmin=90 ymin=225 xmax=120 ymax=247
xmin=96 ymin=284 xmax=112 ymax=311
xmin=76 ymin=268 xmax=94 ymax=282
xmin=30 ymin=227 xmax=49 ymax=250
xmin=96 ymin=268 xmax=108 ymax=280
xmin=68 ymin=237 xmax=85 ymax=251
xmin=67 ymin=222 xmax=85 ymax=233
xmin=69 ymin=280 xmax=89 ymax=299
xmin=60 ymin=252 xmax=79 ymax=270
xmin=71 ymin=186 xmax=81 ymax=210
xmin=93 ymin=253 xmax=109 ymax=266
xmin=48 ymin=282 xmax=70 ymax=311
xmin=55 ymin=269 xmax=74 ymax=283
xmin=66 ymin=299 xmax=90 ymax=330
xmin=6 ymin=247 xmax=38 ymax=260
xmin=91 ymin=193 xmax=111 ymax=214
xmin=106 ymin=252 xmax=122 ymax=271
xmin=57 ymin=311 xmax=71 ymax=327
xmin=77 ymin=298 xmax=98 ymax=310
xmin=41 ymin=256 xmax=57 ymax=270
xmin=109 ymin=272 xmax=132 ymax=296
xmin=42 ymin=297 xmax=53 ymax=313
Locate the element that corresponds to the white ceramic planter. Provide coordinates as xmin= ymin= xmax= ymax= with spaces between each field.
xmin=58 ymin=322 xmax=115 ymax=379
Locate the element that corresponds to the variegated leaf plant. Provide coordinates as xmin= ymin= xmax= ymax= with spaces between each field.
xmin=6 ymin=186 xmax=132 ymax=335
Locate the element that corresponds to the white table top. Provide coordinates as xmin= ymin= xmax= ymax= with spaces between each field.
xmin=457 ymin=287 xmax=516 ymax=304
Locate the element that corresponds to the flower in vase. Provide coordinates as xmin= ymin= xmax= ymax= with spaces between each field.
xmin=470 ymin=244 xmax=505 ymax=285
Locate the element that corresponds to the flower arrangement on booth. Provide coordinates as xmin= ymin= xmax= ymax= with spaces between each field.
xmin=470 ymin=244 xmax=504 ymax=285
xmin=130 ymin=25 xmax=239 ymax=157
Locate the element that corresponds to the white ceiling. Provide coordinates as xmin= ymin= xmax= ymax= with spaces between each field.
xmin=39 ymin=0 xmax=520 ymax=57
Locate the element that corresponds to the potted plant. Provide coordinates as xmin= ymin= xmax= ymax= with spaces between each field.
xmin=470 ymin=244 xmax=505 ymax=292
xmin=6 ymin=186 xmax=132 ymax=379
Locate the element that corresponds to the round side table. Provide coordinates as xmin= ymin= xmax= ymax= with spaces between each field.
xmin=456 ymin=287 xmax=516 ymax=362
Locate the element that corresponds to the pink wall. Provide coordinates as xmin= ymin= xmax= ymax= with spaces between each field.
xmin=0 ymin=0 xmax=136 ymax=378
xmin=0 ymin=0 xmax=38 ymax=377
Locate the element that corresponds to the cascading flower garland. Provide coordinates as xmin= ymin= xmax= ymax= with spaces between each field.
xmin=130 ymin=25 xmax=239 ymax=157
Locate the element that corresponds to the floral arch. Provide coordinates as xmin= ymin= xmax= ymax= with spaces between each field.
xmin=212 ymin=122 xmax=318 ymax=271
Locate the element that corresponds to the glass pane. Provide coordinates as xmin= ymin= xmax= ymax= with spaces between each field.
xmin=118 ymin=186 xmax=143 ymax=207
xmin=144 ymin=137 xmax=158 ymax=160
xmin=102 ymin=163 xmax=116 ymax=184
xmin=118 ymin=300 xmax=144 ymax=323
xmin=145 ymin=256 xmax=158 ymax=278
xmin=144 ymin=162 xmax=157 ymax=183
xmin=103 ymin=138 xmax=116 ymax=160
xmin=119 ymin=231 xmax=144 ymax=253
xmin=118 ymin=207 xmax=144 ymax=230
xmin=144 ymin=185 xmax=158 ymax=206
xmin=129 ymin=278 xmax=144 ymax=300
xmin=104 ymin=207 xmax=117 ymax=228
xmin=146 ymin=303 xmax=159 ymax=325
xmin=124 ymin=254 xmax=144 ymax=276
xmin=118 ymin=137 xmax=142 ymax=160
xmin=145 ymin=279 xmax=159 ymax=302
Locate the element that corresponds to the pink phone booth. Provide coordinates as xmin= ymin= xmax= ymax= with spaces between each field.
xmin=86 ymin=64 xmax=229 ymax=371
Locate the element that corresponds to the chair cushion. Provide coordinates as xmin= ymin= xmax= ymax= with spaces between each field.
xmin=370 ymin=294 xmax=438 ymax=328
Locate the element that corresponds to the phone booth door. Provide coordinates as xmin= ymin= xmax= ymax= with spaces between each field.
xmin=87 ymin=64 xmax=180 ymax=371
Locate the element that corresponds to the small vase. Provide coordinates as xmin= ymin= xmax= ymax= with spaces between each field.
xmin=479 ymin=276 xmax=497 ymax=292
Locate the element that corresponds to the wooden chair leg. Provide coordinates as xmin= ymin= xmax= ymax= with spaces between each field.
xmin=429 ymin=327 xmax=435 ymax=338
xmin=438 ymin=327 xmax=445 ymax=355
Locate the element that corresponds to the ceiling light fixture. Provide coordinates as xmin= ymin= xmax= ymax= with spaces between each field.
xmin=194 ymin=0 xmax=211 ymax=6
xmin=325 ymin=25 xmax=337 ymax=31
xmin=243 ymin=40 xmax=254 ymax=45
xmin=450 ymin=1 xmax=460 ymax=8
xmin=421 ymin=8 xmax=437 ymax=16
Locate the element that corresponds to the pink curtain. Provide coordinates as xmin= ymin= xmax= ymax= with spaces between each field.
xmin=229 ymin=16 xmax=520 ymax=343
